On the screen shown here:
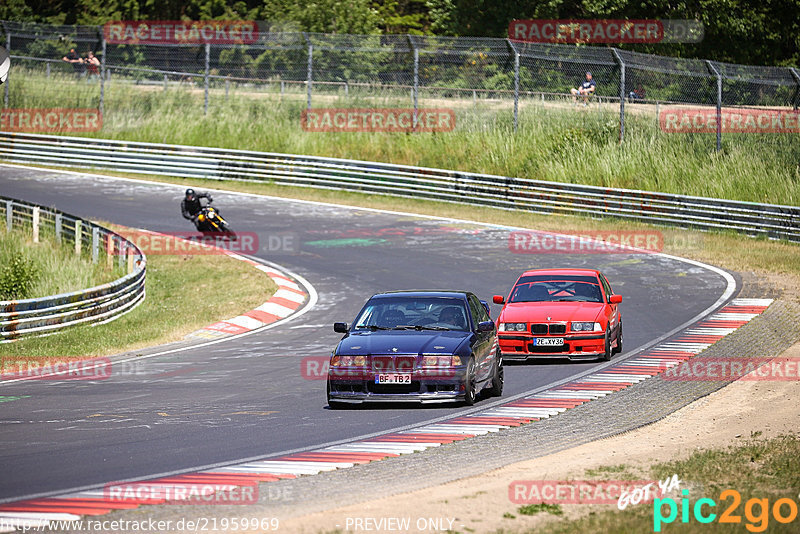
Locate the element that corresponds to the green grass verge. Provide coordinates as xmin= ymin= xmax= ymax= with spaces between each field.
xmin=0 ymin=225 xmax=121 ymax=300
xmin=518 ymin=434 xmax=800 ymax=534
xmin=9 ymin=68 xmax=800 ymax=206
xmin=0 ymin=233 xmax=278 ymax=361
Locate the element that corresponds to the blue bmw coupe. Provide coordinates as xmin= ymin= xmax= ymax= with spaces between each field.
xmin=327 ymin=290 xmax=503 ymax=407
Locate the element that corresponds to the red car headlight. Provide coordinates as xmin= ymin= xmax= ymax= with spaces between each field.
xmin=500 ymin=323 xmax=527 ymax=332
xmin=571 ymin=322 xmax=602 ymax=332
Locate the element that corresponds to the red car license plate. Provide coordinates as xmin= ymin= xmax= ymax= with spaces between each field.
xmin=533 ymin=338 xmax=565 ymax=346
xmin=375 ymin=373 xmax=412 ymax=384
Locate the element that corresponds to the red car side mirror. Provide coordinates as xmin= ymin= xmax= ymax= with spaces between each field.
xmin=609 ymin=295 xmax=622 ymax=304
xmin=492 ymin=295 xmax=505 ymax=305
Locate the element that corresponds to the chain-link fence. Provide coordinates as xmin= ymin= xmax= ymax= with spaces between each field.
xmin=2 ymin=20 xmax=799 ymax=150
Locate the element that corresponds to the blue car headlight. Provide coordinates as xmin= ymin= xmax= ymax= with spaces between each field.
xmin=421 ymin=354 xmax=462 ymax=366
xmin=331 ymin=355 xmax=367 ymax=367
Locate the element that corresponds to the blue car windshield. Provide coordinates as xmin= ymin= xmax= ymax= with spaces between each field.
xmin=510 ymin=280 xmax=603 ymax=303
xmin=353 ymin=297 xmax=470 ymax=331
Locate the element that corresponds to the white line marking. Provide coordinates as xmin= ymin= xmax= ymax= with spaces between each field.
xmin=273 ymin=289 xmax=306 ymax=303
xmin=225 ymin=315 xmax=265 ymax=330
xmin=405 ymin=427 xmax=496 ymax=435
xmin=708 ymin=312 xmax=760 ymax=321
xmin=584 ymin=374 xmax=649 ymax=381
xmin=656 ymin=343 xmax=712 ymax=353
xmin=730 ymin=298 xmax=774 ymax=306
xmin=255 ymin=301 xmax=295 ymax=317
xmin=686 ymin=327 xmax=738 ymax=335
xmin=483 ymin=408 xmax=561 ymax=417
xmin=0 ymin=512 xmax=81 ymax=520
xmin=215 ymin=465 xmax=333 ymax=474
xmin=533 ymin=391 xmax=605 ymax=399
xmin=324 ymin=444 xmax=434 ymax=453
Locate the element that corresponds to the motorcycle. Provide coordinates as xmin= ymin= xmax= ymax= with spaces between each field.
xmin=193 ymin=198 xmax=235 ymax=238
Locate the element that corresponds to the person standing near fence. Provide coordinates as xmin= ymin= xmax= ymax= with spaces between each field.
xmin=62 ymin=48 xmax=84 ymax=78
xmin=84 ymin=51 xmax=100 ymax=81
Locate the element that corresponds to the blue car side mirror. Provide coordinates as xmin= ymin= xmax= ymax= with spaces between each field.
xmin=477 ymin=320 xmax=495 ymax=332
xmin=333 ymin=322 xmax=348 ymax=333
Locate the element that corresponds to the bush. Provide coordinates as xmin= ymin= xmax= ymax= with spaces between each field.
xmin=0 ymin=251 xmax=39 ymax=300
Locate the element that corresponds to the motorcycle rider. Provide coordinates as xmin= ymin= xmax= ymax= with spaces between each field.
xmin=181 ymin=188 xmax=213 ymax=230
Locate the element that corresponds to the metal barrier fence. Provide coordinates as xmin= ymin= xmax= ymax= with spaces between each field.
xmin=2 ymin=20 xmax=799 ymax=149
xmin=0 ymin=194 xmax=146 ymax=341
xmin=1 ymin=132 xmax=797 ymax=243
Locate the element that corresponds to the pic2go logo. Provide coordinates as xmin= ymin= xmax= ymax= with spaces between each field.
xmin=654 ymin=489 xmax=799 ymax=532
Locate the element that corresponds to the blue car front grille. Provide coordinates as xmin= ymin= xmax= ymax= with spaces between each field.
xmin=371 ymin=355 xmax=416 ymax=372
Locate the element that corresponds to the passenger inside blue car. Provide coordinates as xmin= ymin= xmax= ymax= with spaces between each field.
xmin=380 ymin=309 xmax=407 ymax=328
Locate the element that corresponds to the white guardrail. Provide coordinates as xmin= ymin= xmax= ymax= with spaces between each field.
xmin=0 ymin=195 xmax=146 ymax=341
xmin=0 ymin=132 xmax=799 ymax=243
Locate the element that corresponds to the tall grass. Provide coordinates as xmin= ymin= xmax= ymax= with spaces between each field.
xmin=7 ymin=69 xmax=800 ymax=205
xmin=0 ymin=226 xmax=120 ymax=300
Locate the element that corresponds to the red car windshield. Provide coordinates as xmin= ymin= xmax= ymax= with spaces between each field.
xmin=509 ymin=279 xmax=603 ymax=303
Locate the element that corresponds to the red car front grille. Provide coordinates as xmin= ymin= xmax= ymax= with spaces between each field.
xmin=549 ymin=324 xmax=567 ymax=335
xmin=530 ymin=323 xmax=567 ymax=335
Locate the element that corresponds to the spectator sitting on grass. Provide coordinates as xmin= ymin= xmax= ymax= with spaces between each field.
xmin=628 ymin=85 xmax=645 ymax=101
xmin=571 ymin=71 xmax=596 ymax=106
xmin=62 ymin=48 xmax=84 ymax=77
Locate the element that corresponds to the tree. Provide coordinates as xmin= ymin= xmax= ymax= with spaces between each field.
xmin=283 ymin=0 xmax=381 ymax=34
xmin=375 ymin=0 xmax=432 ymax=34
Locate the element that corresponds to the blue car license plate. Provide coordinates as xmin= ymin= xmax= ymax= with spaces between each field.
xmin=375 ymin=373 xmax=411 ymax=384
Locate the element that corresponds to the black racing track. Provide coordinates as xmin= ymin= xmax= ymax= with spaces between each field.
xmin=0 ymin=166 xmax=731 ymax=502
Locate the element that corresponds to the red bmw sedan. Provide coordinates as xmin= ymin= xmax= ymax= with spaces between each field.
xmin=493 ymin=268 xmax=622 ymax=361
